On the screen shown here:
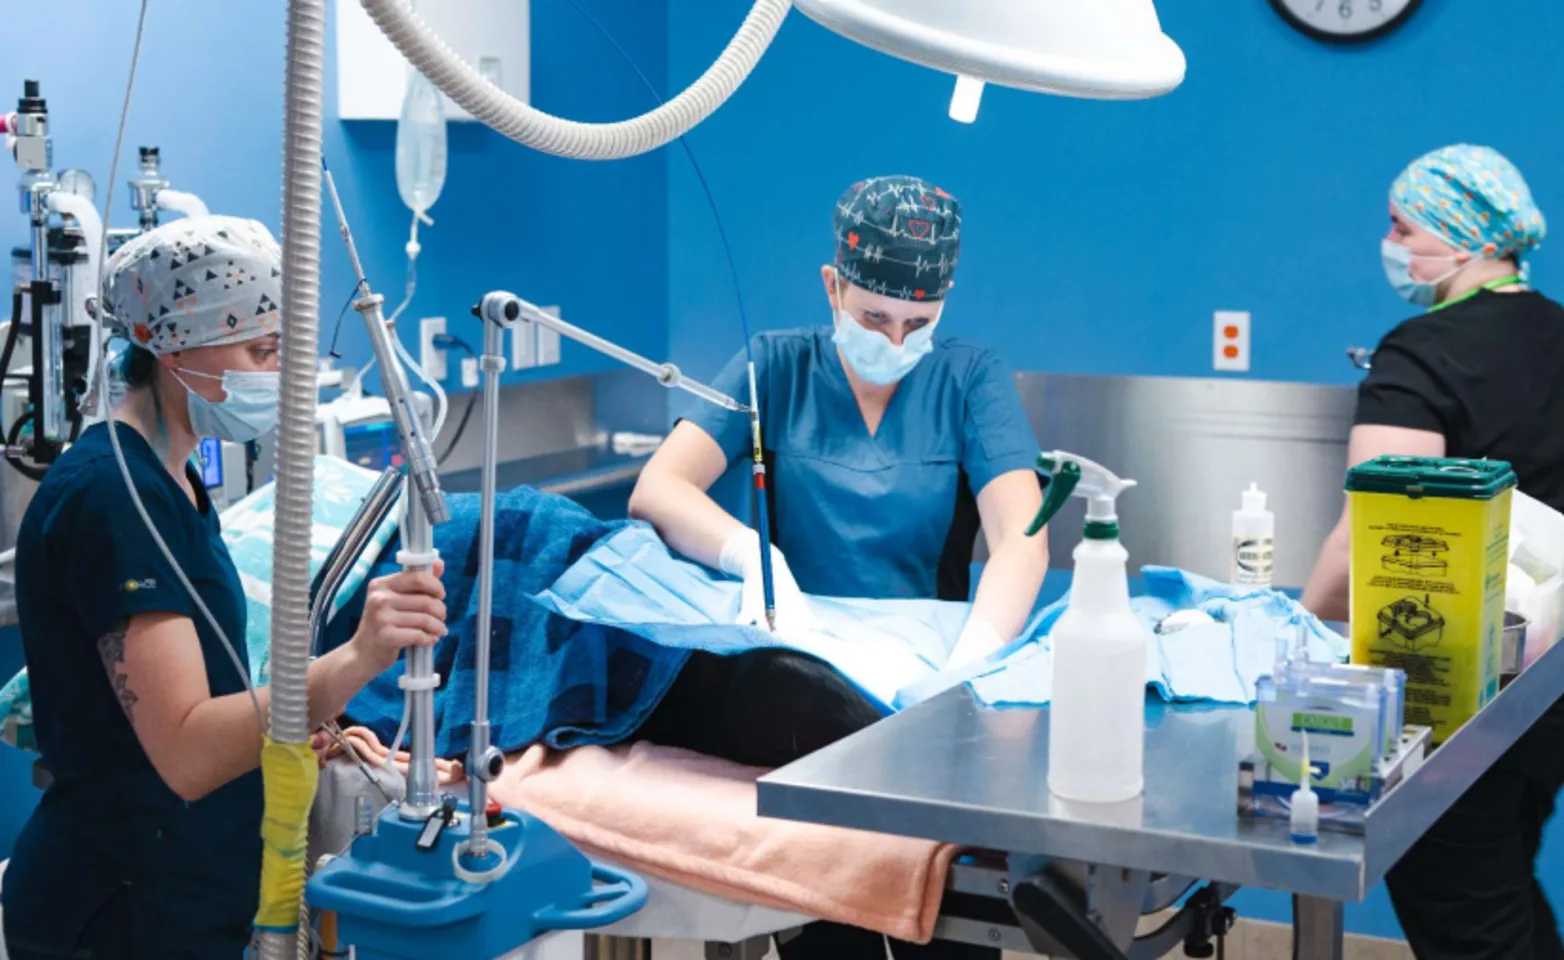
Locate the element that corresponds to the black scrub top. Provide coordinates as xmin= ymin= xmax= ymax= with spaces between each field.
xmin=3 ymin=423 xmax=261 ymax=959
xmin=1355 ymin=289 xmax=1564 ymax=514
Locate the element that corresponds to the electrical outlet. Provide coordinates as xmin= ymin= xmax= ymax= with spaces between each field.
xmin=419 ymin=316 xmax=448 ymax=382
xmin=461 ymin=356 xmax=479 ymax=388
xmin=1213 ymin=310 xmax=1250 ymax=373
xmin=538 ymin=305 xmax=561 ymax=366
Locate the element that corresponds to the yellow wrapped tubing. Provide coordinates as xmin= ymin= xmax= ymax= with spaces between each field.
xmin=254 ymin=735 xmax=322 ymax=932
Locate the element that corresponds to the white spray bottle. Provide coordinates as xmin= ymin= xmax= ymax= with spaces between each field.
xmin=1027 ymin=451 xmax=1150 ymax=803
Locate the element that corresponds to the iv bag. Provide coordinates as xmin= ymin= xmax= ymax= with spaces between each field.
xmin=395 ymin=68 xmax=447 ymax=216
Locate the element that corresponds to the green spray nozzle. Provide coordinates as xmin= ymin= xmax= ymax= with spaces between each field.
xmin=1025 ymin=450 xmax=1137 ymax=539
xmin=1026 ymin=457 xmax=1080 ymax=536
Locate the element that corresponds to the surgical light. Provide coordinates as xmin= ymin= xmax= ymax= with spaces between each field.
xmin=791 ymin=0 xmax=1187 ymax=102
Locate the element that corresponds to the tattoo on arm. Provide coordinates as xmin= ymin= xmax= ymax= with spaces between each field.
xmin=97 ymin=621 xmax=140 ymax=723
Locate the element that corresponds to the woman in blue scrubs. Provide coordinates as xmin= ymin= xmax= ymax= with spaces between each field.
xmin=632 ymin=174 xmax=1048 ymax=660
xmin=629 ymin=175 xmax=1047 ymax=959
xmin=2 ymin=216 xmax=447 ymax=959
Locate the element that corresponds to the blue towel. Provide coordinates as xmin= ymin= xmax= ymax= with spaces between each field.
xmin=536 ymin=524 xmax=970 ymax=710
xmin=543 ymin=529 xmax=1349 ymax=712
xmin=333 ymin=488 xmax=690 ymax=756
xmin=970 ymin=566 xmax=1348 ymax=707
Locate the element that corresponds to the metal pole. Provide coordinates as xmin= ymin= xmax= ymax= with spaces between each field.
xmin=398 ymin=482 xmax=440 ymax=820
xmin=1291 ymin=895 xmax=1344 ymax=960
xmin=500 ymin=293 xmax=744 ymax=412
xmin=466 ymin=316 xmax=507 ymax=854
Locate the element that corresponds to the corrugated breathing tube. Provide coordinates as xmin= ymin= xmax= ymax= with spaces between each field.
xmin=256 ymin=0 xmax=327 ymax=956
xmin=358 ymin=0 xmax=791 ymax=160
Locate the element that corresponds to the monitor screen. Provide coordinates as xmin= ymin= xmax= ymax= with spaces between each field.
xmin=196 ymin=437 xmax=224 ymax=489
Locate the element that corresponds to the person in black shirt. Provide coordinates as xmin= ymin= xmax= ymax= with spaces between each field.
xmin=1302 ymin=145 xmax=1563 ymax=959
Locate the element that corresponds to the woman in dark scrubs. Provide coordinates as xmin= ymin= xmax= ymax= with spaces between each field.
xmin=2 ymin=216 xmax=447 ymax=959
xmin=1302 ymin=145 xmax=1564 ymax=959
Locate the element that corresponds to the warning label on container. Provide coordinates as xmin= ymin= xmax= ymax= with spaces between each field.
xmin=1367 ymin=523 xmax=1464 ymax=595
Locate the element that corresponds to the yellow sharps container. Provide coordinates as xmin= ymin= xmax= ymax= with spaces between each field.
xmin=1347 ymin=456 xmax=1515 ymax=745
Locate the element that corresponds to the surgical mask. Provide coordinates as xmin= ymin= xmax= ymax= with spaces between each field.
xmin=830 ymin=284 xmax=938 ymax=385
xmin=1381 ymin=240 xmax=1464 ymax=309
xmin=174 ymin=368 xmax=280 ymax=442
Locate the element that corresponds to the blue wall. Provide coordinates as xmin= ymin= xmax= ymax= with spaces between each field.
xmin=2 ymin=0 xmax=668 ymax=391
xmin=663 ymin=0 xmax=1564 ymax=941
xmin=666 ymin=0 xmax=1564 ymax=395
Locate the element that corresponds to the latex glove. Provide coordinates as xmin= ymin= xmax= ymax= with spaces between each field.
xmin=720 ymin=528 xmax=814 ymax=635
xmin=946 ymin=617 xmax=1004 ymax=671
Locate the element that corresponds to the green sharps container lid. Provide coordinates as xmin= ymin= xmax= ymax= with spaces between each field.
xmin=1346 ymin=456 xmax=1517 ymax=500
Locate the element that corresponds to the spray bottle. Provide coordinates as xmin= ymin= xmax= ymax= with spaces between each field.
xmin=1027 ymin=451 xmax=1149 ymax=803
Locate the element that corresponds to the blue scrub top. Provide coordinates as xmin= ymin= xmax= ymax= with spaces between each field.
xmin=690 ymin=328 xmax=1038 ymax=600
xmin=4 ymin=423 xmax=260 ymax=959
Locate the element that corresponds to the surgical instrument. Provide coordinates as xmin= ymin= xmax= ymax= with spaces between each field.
xmin=323 ymin=157 xmax=451 ymax=822
xmin=747 ymin=363 xmax=777 ymax=632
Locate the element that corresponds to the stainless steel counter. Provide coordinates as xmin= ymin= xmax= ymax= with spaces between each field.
xmin=758 ymin=634 xmax=1564 ymax=952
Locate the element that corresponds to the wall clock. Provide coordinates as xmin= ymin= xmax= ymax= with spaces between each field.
xmin=1270 ymin=0 xmax=1423 ymax=43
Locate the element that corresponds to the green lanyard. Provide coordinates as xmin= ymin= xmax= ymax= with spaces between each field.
xmin=1429 ymin=275 xmax=1525 ymax=312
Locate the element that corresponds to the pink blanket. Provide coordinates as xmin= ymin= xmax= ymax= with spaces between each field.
xmin=333 ymin=728 xmax=956 ymax=942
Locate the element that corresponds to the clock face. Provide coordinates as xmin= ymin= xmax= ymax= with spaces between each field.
xmin=1270 ymin=0 xmax=1423 ymax=42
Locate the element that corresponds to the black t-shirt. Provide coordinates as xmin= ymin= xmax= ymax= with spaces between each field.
xmin=1355 ymin=290 xmax=1564 ymax=515
xmin=3 ymin=423 xmax=260 ymax=958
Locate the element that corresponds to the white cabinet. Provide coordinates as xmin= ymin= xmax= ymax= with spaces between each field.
xmin=336 ymin=0 xmax=530 ymax=121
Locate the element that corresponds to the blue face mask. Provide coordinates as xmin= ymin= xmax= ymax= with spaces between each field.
xmin=175 ymin=368 xmax=280 ymax=442
xmin=1381 ymin=239 xmax=1462 ymax=309
xmin=830 ymin=281 xmax=939 ymax=386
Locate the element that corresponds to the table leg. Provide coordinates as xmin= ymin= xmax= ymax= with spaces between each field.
xmin=1291 ymin=895 xmax=1344 ymax=960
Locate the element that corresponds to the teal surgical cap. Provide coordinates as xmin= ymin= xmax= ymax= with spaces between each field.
xmin=1391 ymin=145 xmax=1546 ymax=262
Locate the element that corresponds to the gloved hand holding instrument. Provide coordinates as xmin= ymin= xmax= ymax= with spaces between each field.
xmin=721 ymin=527 xmax=816 ymax=637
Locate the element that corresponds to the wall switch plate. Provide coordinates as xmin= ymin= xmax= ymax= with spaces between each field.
xmin=419 ymin=316 xmax=448 ymax=382
xmin=1214 ymin=310 xmax=1250 ymax=373
xmin=538 ymin=305 xmax=561 ymax=366
xmin=461 ymin=356 xmax=479 ymax=388
xmin=511 ymin=317 xmax=537 ymax=370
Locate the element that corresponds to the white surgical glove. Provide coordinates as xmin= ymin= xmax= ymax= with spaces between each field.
xmin=720 ymin=528 xmax=815 ymax=636
xmin=946 ymin=617 xmax=1005 ymax=671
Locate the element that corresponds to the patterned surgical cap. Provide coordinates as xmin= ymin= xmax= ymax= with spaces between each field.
xmin=833 ymin=175 xmax=961 ymax=302
xmin=1391 ymin=145 xmax=1546 ymax=262
xmin=104 ymin=215 xmax=282 ymax=354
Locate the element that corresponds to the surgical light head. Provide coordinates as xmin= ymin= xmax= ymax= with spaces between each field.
xmin=792 ymin=0 xmax=1186 ymax=121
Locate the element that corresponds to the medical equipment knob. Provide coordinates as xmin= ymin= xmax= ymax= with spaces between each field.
xmin=473 ymin=745 xmax=504 ymax=782
xmin=657 ymin=363 xmax=681 ymax=387
xmin=18 ymin=80 xmax=44 ymax=114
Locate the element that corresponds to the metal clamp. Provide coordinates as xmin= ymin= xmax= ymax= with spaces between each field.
xmin=471 ymin=745 xmax=504 ymax=782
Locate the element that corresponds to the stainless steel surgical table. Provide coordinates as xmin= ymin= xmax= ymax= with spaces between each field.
xmin=758 ymin=638 xmax=1564 ymax=959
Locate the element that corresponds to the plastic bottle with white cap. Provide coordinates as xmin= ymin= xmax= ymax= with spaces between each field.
xmin=1232 ymin=482 xmax=1275 ymax=588
xmin=1027 ymin=451 xmax=1149 ymax=803
xmin=1291 ymin=730 xmax=1320 ymax=845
